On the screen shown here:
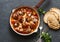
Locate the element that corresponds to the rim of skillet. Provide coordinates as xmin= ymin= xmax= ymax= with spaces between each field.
xmin=10 ymin=6 xmax=40 ymax=36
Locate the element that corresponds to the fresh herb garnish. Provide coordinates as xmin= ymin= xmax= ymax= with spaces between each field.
xmin=41 ymin=32 xmax=52 ymax=42
xmin=38 ymin=8 xmax=46 ymax=14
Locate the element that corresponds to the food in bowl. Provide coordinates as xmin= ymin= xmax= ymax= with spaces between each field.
xmin=10 ymin=6 xmax=40 ymax=35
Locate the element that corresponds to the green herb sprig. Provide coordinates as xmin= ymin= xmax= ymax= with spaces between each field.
xmin=38 ymin=8 xmax=46 ymax=14
xmin=41 ymin=32 xmax=52 ymax=42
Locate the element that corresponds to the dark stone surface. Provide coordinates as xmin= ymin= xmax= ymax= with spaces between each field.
xmin=0 ymin=0 xmax=60 ymax=42
xmin=0 ymin=0 xmax=40 ymax=42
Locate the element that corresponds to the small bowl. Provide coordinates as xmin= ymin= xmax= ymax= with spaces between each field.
xmin=10 ymin=6 xmax=40 ymax=36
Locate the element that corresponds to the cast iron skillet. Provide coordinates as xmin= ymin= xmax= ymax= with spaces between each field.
xmin=10 ymin=0 xmax=45 ymax=36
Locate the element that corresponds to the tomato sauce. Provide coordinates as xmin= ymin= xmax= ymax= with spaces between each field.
xmin=10 ymin=7 xmax=39 ymax=34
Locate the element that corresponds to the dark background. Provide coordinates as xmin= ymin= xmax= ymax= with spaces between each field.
xmin=0 ymin=0 xmax=60 ymax=42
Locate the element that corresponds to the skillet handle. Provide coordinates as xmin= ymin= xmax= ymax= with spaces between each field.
xmin=34 ymin=0 xmax=45 ymax=10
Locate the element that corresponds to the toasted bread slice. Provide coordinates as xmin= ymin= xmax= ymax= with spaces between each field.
xmin=50 ymin=8 xmax=60 ymax=22
xmin=44 ymin=11 xmax=58 ymax=23
xmin=47 ymin=14 xmax=60 ymax=30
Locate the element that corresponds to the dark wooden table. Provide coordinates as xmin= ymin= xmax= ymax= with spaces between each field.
xmin=0 ymin=0 xmax=60 ymax=42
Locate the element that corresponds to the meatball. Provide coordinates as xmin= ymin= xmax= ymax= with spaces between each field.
xmin=18 ymin=16 xmax=23 ymax=23
xmin=22 ymin=22 xmax=30 ymax=28
xmin=13 ymin=21 xmax=19 ymax=28
xmin=12 ymin=13 xmax=19 ymax=20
